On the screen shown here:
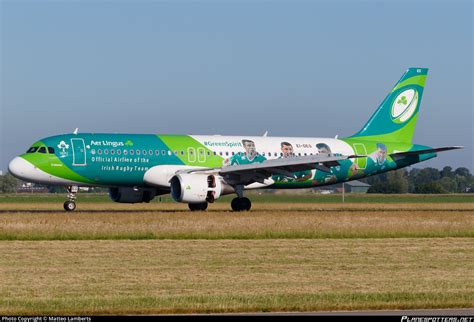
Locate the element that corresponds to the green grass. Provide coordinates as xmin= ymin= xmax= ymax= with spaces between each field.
xmin=0 ymin=192 xmax=473 ymax=203
xmin=217 ymin=193 xmax=474 ymax=204
xmin=0 ymin=230 xmax=473 ymax=241
xmin=2 ymin=292 xmax=472 ymax=315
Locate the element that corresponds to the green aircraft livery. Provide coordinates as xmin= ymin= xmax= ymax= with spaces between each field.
xmin=8 ymin=68 xmax=461 ymax=211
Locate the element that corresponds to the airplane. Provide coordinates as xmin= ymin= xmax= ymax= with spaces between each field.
xmin=8 ymin=68 xmax=462 ymax=212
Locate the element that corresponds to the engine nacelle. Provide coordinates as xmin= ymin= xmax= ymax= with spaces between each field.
xmin=170 ymin=173 xmax=224 ymax=203
xmin=109 ymin=187 xmax=157 ymax=203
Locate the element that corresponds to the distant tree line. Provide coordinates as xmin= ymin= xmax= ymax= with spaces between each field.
xmin=363 ymin=166 xmax=473 ymax=194
xmin=0 ymin=173 xmax=108 ymax=193
xmin=1 ymin=166 xmax=473 ymax=194
xmin=0 ymin=173 xmax=19 ymax=193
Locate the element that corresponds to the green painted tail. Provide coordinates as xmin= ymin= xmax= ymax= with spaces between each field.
xmin=349 ymin=67 xmax=428 ymax=144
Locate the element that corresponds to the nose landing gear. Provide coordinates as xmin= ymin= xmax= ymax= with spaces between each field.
xmin=64 ymin=186 xmax=78 ymax=212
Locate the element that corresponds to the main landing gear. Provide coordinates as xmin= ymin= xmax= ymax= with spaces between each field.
xmin=231 ymin=185 xmax=251 ymax=211
xmin=231 ymin=197 xmax=251 ymax=211
xmin=64 ymin=185 xmax=78 ymax=212
xmin=188 ymin=202 xmax=208 ymax=211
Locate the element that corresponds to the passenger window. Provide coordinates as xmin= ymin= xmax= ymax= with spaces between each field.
xmin=26 ymin=147 xmax=38 ymax=153
xmin=111 ymin=149 xmax=115 ymax=155
xmin=155 ymin=150 xmax=159 ymax=155
xmin=181 ymin=150 xmax=185 ymax=156
xmin=104 ymin=149 xmax=109 ymax=155
xmin=117 ymin=150 xmax=121 ymax=155
xmin=161 ymin=150 xmax=166 ymax=155
xmin=149 ymin=150 xmax=153 ymax=155
xmin=123 ymin=150 xmax=128 ymax=155
xmin=130 ymin=150 xmax=134 ymax=155
xmin=98 ymin=149 xmax=102 ymax=155
xmin=38 ymin=147 xmax=47 ymax=154
xmin=136 ymin=150 xmax=141 ymax=155
xmin=143 ymin=150 xmax=147 ymax=155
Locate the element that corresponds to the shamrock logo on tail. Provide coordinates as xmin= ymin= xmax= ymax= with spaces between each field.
xmin=397 ymin=96 xmax=408 ymax=105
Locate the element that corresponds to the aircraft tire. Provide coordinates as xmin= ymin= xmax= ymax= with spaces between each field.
xmin=231 ymin=197 xmax=251 ymax=211
xmin=188 ymin=202 xmax=208 ymax=211
xmin=63 ymin=201 xmax=76 ymax=212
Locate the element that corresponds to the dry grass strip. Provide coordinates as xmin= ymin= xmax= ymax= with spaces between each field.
xmin=0 ymin=238 xmax=472 ymax=314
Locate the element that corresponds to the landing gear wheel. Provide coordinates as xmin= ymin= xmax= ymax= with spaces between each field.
xmin=188 ymin=202 xmax=208 ymax=211
xmin=64 ymin=186 xmax=78 ymax=212
xmin=63 ymin=201 xmax=76 ymax=212
xmin=231 ymin=197 xmax=251 ymax=211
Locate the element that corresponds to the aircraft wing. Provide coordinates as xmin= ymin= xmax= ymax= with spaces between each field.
xmin=182 ymin=154 xmax=362 ymax=186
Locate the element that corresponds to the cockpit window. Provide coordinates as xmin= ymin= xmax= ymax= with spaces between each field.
xmin=47 ymin=147 xmax=55 ymax=154
xmin=26 ymin=147 xmax=38 ymax=153
xmin=38 ymin=147 xmax=47 ymax=154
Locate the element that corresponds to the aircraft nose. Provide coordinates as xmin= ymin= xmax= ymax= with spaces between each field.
xmin=8 ymin=157 xmax=33 ymax=181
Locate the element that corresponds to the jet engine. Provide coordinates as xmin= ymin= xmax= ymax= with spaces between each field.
xmin=170 ymin=174 xmax=226 ymax=203
xmin=108 ymin=187 xmax=158 ymax=203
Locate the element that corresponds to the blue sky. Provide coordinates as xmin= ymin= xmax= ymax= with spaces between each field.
xmin=1 ymin=0 xmax=472 ymax=171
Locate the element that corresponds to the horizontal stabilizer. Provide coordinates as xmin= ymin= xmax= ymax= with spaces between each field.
xmin=390 ymin=146 xmax=463 ymax=158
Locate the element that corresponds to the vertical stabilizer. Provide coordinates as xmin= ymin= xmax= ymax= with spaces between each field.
xmin=349 ymin=68 xmax=428 ymax=143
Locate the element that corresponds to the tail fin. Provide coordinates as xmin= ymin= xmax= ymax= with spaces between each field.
xmin=349 ymin=67 xmax=428 ymax=143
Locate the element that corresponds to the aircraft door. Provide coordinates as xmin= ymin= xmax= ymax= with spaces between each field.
xmin=352 ymin=143 xmax=367 ymax=169
xmin=197 ymin=147 xmax=206 ymax=163
xmin=188 ymin=147 xmax=196 ymax=163
xmin=71 ymin=138 xmax=87 ymax=166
